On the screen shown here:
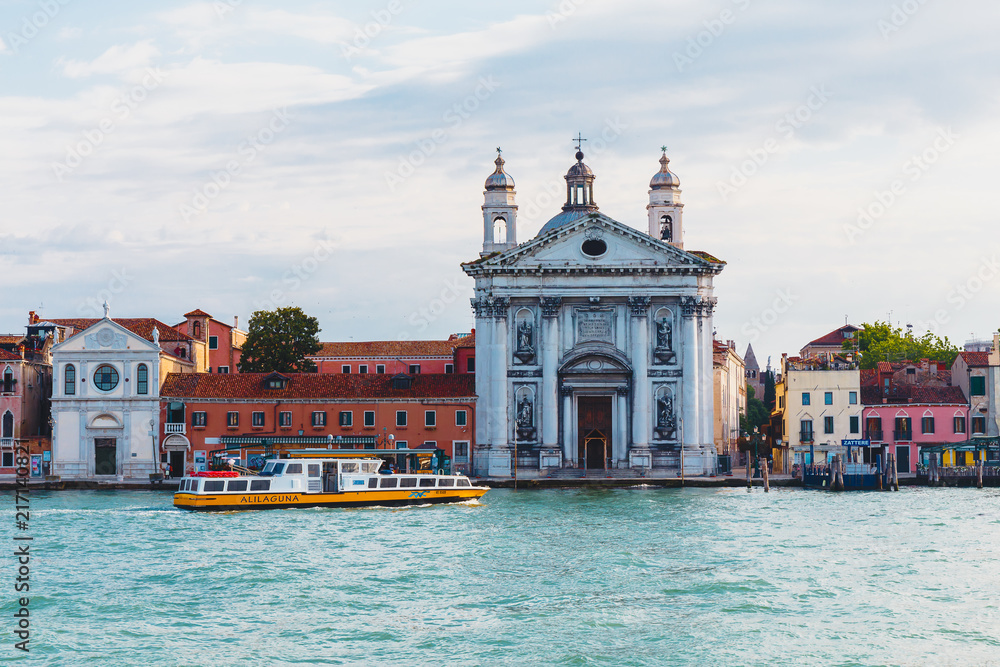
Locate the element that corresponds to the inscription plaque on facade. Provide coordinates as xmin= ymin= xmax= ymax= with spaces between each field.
xmin=576 ymin=309 xmax=614 ymax=343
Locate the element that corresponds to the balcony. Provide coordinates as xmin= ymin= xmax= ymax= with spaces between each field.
xmin=893 ymin=430 xmax=913 ymax=441
xmin=164 ymin=423 xmax=186 ymax=435
xmin=867 ymin=430 xmax=884 ymax=442
xmin=799 ymin=432 xmax=814 ymax=444
xmin=0 ymin=438 xmax=14 ymax=449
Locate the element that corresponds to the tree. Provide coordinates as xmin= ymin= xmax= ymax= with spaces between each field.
xmin=740 ymin=385 xmax=770 ymax=435
xmin=847 ymin=320 xmax=960 ymax=369
xmin=238 ymin=307 xmax=322 ymax=373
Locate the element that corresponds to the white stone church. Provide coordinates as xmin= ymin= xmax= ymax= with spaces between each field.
xmin=462 ymin=146 xmax=725 ymax=478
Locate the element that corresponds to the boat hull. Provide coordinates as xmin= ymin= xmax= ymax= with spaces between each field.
xmin=174 ymin=487 xmax=488 ymax=511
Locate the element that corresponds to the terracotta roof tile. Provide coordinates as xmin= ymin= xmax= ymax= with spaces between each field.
xmin=861 ymin=385 xmax=967 ymax=405
xmin=860 ymin=368 xmax=878 ymax=386
xmin=48 ymin=318 xmax=194 ymax=343
xmin=0 ymin=349 xmax=21 ymax=361
xmin=313 ymin=340 xmax=461 ymax=358
xmin=184 ymin=309 xmax=212 ymax=318
xmin=161 ymin=372 xmax=476 ymax=400
xmin=960 ymin=351 xmax=990 ymax=367
xmin=804 ymin=325 xmax=862 ymax=349
xmin=0 ymin=335 xmax=24 ymax=345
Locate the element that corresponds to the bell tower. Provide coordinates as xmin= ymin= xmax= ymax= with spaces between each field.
xmin=482 ymin=149 xmax=517 ymax=256
xmin=647 ymin=148 xmax=684 ymax=250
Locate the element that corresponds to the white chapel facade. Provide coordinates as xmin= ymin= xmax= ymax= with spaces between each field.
xmin=463 ymin=146 xmax=725 ymax=478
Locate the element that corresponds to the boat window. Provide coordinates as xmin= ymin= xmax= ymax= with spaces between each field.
xmin=272 ymin=463 xmax=286 ymax=475
xmin=308 ymin=464 xmax=320 ymax=477
xmin=419 ymin=478 xmax=436 ymax=488
xmin=250 ymin=480 xmax=271 ymax=491
xmin=341 ymin=462 xmax=360 ymax=474
xmin=399 ymin=477 xmax=417 ymax=488
xmin=380 ymin=477 xmax=398 ymax=488
xmin=368 ymin=478 xmax=378 ymax=489
xmin=204 ymin=481 xmax=225 ymax=492
xmin=260 ymin=463 xmax=276 ymax=476
xmin=438 ymin=478 xmax=455 ymax=487
xmin=188 ymin=480 xmax=199 ymax=492
xmin=178 ymin=479 xmax=187 ymax=491
xmin=361 ymin=461 xmax=380 ymax=474
xmin=456 ymin=479 xmax=471 ymax=487
xmin=285 ymin=463 xmax=302 ymax=474
xmin=227 ymin=480 xmax=248 ymax=492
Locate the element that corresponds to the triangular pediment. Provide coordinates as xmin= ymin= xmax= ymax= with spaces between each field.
xmin=463 ymin=213 xmax=723 ymax=276
xmin=51 ymin=319 xmax=159 ymax=353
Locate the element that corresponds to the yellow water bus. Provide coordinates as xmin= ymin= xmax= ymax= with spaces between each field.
xmin=173 ymin=451 xmax=488 ymax=512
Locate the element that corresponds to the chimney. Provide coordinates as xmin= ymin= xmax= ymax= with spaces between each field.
xmin=234 ymin=316 xmax=239 ymax=329
xmin=28 ymin=311 xmax=37 ymax=325
xmin=991 ymin=333 xmax=1000 ymax=367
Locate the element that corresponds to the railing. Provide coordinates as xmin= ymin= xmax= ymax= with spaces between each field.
xmin=164 ymin=423 xmax=186 ymax=434
xmin=893 ymin=430 xmax=912 ymax=441
xmin=799 ymin=432 xmax=814 ymax=444
xmin=867 ymin=430 xmax=884 ymax=441
xmin=0 ymin=438 xmax=14 ymax=449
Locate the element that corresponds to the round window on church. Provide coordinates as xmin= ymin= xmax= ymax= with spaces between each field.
xmin=93 ymin=365 xmax=120 ymax=392
xmin=581 ymin=239 xmax=607 ymax=257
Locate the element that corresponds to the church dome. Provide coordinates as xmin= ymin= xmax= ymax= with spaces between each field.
xmin=485 ymin=154 xmax=515 ymax=190
xmin=566 ymin=151 xmax=593 ymax=178
xmin=649 ymin=152 xmax=680 ymax=190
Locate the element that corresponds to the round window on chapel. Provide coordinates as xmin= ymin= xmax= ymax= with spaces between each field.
xmin=93 ymin=365 xmax=120 ymax=392
xmin=581 ymin=239 xmax=607 ymax=257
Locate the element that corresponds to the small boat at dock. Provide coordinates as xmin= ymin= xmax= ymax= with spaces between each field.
xmin=174 ymin=450 xmax=488 ymax=511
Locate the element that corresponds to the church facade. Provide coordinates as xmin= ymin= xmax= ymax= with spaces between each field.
xmin=463 ymin=147 xmax=725 ymax=478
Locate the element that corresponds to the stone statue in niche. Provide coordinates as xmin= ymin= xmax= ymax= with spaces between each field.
xmin=656 ymin=393 xmax=677 ymax=439
xmin=514 ymin=320 xmax=535 ymax=363
xmin=516 ymin=394 xmax=536 ymax=440
xmin=654 ymin=317 xmax=676 ymax=364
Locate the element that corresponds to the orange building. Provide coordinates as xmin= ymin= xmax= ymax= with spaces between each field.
xmin=159 ymin=372 xmax=476 ymax=476
xmin=172 ymin=309 xmax=246 ymax=374
xmin=308 ymin=333 xmax=475 ymax=375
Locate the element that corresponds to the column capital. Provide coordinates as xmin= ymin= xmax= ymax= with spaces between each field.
xmin=540 ymin=296 xmax=562 ymax=317
xmin=616 ymin=385 xmax=630 ymax=396
xmin=627 ymin=296 xmax=650 ymax=317
xmin=491 ymin=296 xmax=510 ymax=319
xmin=559 ymin=385 xmax=574 ymax=397
xmin=681 ymin=296 xmax=717 ymax=318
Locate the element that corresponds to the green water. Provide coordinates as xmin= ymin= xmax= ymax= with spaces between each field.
xmin=4 ymin=486 xmax=1000 ymax=665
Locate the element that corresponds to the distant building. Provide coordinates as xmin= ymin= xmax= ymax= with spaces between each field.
xmin=713 ymin=340 xmax=746 ymax=461
xmin=743 ymin=342 xmax=762 ymax=400
xmin=172 ymin=309 xmax=246 ymax=374
xmin=159 ymin=372 xmax=476 ymax=475
xmin=771 ymin=353 xmax=862 ymax=474
xmin=860 ymin=359 xmax=970 ymax=472
xmin=951 ymin=335 xmax=1000 ymax=440
xmin=0 ymin=342 xmax=52 ymax=477
xmin=800 ymin=324 xmax=862 ymax=361
xmin=463 ymin=148 xmax=725 ymax=478
xmin=307 ymin=333 xmax=475 ymax=375
xmin=49 ymin=311 xmax=196 ymax=480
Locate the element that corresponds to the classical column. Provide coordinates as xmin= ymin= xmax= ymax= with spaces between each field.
xmin=561 ymin=385 xmax=574 ymax=466
xmin=700 ymin=299 xmax=718 ymax=452
xmin=616 ymin=385 xmax=629 ymax=466
xmin=629 ymin=297 xmax=651 ymax=450
xmin=471 ymin=297 xmax=492 ymax=448
xmin=491 ymin=297 xmax=510 ymax=449
xmin=681 ymin=297 xmax=700 ymax=452
xmin=540 ymin=297 xmax=562 ymax=448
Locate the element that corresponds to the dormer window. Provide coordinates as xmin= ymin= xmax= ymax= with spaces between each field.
xmin=264 ymin=372 xmax=290 ymax=390
xmin=391 ymin=374 xmax=413 ymax=390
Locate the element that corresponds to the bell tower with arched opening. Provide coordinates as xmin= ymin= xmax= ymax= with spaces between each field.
xmin=482 ymin=149 xmax=517 ymax=256
xmin=647 ymin=148 xmax=684 ymax=249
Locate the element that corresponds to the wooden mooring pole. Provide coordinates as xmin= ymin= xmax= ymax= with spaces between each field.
xmin=746 ymin=453 xmax=751 ymax=492
xmin=762 ymin=457 xmax=770 ymax=493
xmin=977 ymin=460 xmax=984 ymax=489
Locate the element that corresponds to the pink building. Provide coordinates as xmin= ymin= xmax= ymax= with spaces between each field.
xmin=861 ymin=381 xmax=969 ymax=473
xmin=0 ymin=344 xmax=52 ymax=476
xmin=308 ymin=333 xmax=475 ymax=376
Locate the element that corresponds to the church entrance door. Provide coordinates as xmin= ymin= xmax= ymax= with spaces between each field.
xmin=578 ymin=396 xmax=612 ymax=469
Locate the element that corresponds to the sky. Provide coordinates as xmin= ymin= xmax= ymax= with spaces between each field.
xmin=1 ymin=0 xmax=998 ymax=366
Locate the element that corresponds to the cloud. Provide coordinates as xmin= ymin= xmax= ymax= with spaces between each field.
xmin=60 ymin=41 xmax=161 ymax=78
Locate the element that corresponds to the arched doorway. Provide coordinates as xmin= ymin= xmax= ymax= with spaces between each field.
xmin=559 ymin=345 xmax=632 ymax=469
xmin=2 ymin=411 xmax=13 ymax=439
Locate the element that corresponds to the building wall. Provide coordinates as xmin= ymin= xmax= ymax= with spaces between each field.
xmin=782 ymin=366 xmax=862 ymax=473
xmin=162 ymin=398 xmax=476 ymax=474
xmin=0 ymin=359 xmax=53 ymax=475
xmin=313 ymin=357 xmax=454 ymax=375
xmin=713 ymin=345 xmax=745 ymax=457
xmin=862 ymin=403 xmax=969 ymax=472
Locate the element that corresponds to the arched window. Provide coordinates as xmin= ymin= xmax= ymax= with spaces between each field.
xmin=136 ymin=364 xmax=149 ymax=395
xmin=493 ymin=217 xmax=506 ymax=244
xmin=192 ymin=321 xmax=201 ymax=339
xmin=2 ymin=367 xmax=12 ymax=393
xmin=660 ymin=214 xmax=672 ymax=241
xmin=65 ymin=364 xmax=76 ymax=396
xmin=2 ymin=410 xmax=12 ymax=438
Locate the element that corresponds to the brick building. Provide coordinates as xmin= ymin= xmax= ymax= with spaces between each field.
xmin=307 ymin=333 xmax=475 ymax=375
